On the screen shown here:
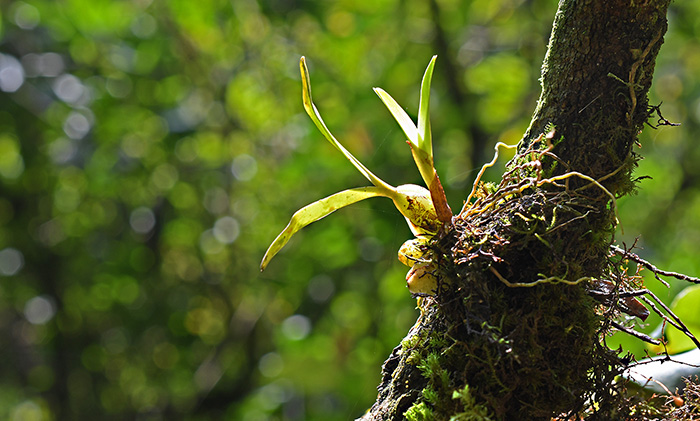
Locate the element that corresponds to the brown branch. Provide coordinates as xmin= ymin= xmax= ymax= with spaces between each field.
xmin=611 ymin=244 xmax=700 ymax=285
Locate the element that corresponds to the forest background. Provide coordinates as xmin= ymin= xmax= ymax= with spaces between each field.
xmin=0 ymin=0 xmax=699 ymax=420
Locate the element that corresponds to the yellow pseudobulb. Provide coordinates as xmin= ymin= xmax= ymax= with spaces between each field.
xmin=398 ymin=236 xmax=432 ymax=267
xmin=393 ymin=184 xmax=440 ymax=235
xmin=406 ymin=261 xmax=439 ymax=296
xmin=398 ymin=236 xmax=443 ymax=296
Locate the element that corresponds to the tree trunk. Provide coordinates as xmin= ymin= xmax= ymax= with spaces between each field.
xmin=359 ymin=1 xmax=671 ymax=420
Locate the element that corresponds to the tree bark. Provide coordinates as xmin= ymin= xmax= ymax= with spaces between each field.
xmin=359 ymin=1 xmax=671 ymax=420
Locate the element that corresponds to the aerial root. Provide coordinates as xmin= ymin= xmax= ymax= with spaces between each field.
xmin=489 ymin=266 xmax=592 ymax=288
xmin=458 ymin=131 xmax=619 ymax=227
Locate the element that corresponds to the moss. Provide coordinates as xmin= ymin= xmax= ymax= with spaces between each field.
xmin=405 ymin=401 xmax=434 ymax=421
xmin=363 ymin=3 xmax=675 ymax=418
xmin=397 ymin=136 xmax=647 ymax=420
xmin=451 ymin=385 xmax=494 ymax=421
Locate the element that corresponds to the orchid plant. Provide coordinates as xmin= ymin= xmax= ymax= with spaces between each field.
xmin=261 ymin=56 xmax=452 ymax=295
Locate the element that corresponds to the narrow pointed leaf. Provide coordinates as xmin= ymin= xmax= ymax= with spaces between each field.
xmin=416 ymin=56 xmax=452 ymax=224
xmin=299 ymin=57 xmax=394 ymax=192
xmin=260 ymin=186 xmax=388 ymax=271
xmin=373 ymin=87 xmax=418 ymax=147
xmin=417 ymin=55 xmax=437 ymax=154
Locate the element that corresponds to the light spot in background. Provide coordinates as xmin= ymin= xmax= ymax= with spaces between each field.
xmin=326 ymin=10 xmax=356 ymax=38
xmin=129 ymin=207 xmax=156 ymax=234
xmin=24 ymin=296 xmax=56 ymax=325
xmin=10 ymin=399 xmax=46 ymax=421
xmin=131 ymin=13 xmax=157 ymax=39
xmin=53 ymin=183 xmax=81 ymax=213
xmin=150 ymin=163 xmax=178 ymax=191
xmin=281 ymin=314 xmax=311 ymax=340
xmin=167 ymin=91 xmax=209 ymax=132
xmin=257 ymin=380 xmax=294 ymax=411
xmin=27 ymin=365 xmax=55 ymax=392
xmin=48 ymin=137 xmax=78 ymax=165
xmin=105 ymin=75 xmax=133 ymax=98
xmin=40 ymin=53 xmax=65 ymax=77
xmin=258 ymin=352 xmax=283 ymax=378
xmin=231 ymin=154 xmax=258 ymax=181
xmin=12 ymin=2 xmax=40 ymax=30
xmin=359 ymin=237 xmax=384 ymax=262
xmin=120 ymin=134 xmax=148 ymax=158
xmin=63 ymin=111 xmax=92 ymax=140
xmin=232 ymin=194 xmax=259 ymax=224
xmin=20 ymin=54 xmax=41 ymax=78
xmin=184 ymin=305 xmax=225 ymax=343
xmin=101 ymin=327 xmax=128 ymax=354
xmin=213 ymin=216 xmax=240 ymax=244
xmin=109 ymin=45 xmax=135 ymax=73
xmin=655 ymin=73 xmax=683 ymax=101
xmin=35 ymin=219 xmax=66 ymax=247
xmin=199 ymin=229 xmax=224 ymax=254
xmin=22 ymin=53 xmax=65 ymax=78
xmin=307 ymin=274 xmax=335 ymax=303
xmin=52 ymin=74 xmax=85 ymax=104
xmin=694 ymin=98 xmax=700 ymax=124
xmin=0 ymin=54 xmax=25 ymax=93
xmin=152 ymin=342 xmax=179 ymax=369
xmin=203 ymin=187 xmax=229 ymax=215
xmin=0 ymin=247 xmax=24 ymax=276
xmin=0 ymin=134 xmax=25 ymax=179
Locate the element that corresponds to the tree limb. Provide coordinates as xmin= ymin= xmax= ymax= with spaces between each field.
xmin=359 ymin=1 xmax=672 ymax=419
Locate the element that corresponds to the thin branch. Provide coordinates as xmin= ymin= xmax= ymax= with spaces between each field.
xmin=611 ymin=245 xmax=700 ymax=285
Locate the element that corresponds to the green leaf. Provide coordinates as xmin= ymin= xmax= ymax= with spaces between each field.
xmin=374 ymin=57 xmax=443 ymax=203
xmin=411 ymin=56 xmax=440 ymax=200
xmin=417 ymin=55 xmax=437 ymax=154
xmin=285 ymin=57 xmax=443 ymax=252
xmin=373 ymin=87 xmax=418 ymax=147
xmin=299 ymin=57 xmax=393 ymax=192
xmin=666 ymin=284 xmax=700 ymax=353
xmin=260 ymin=186 xmax=387 ymax=271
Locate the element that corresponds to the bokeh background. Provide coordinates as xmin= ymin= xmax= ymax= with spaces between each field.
xmin=0 ymin=0 xmax=699 ymax=419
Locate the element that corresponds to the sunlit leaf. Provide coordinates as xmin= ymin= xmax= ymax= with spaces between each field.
xmin=417 ymin=55 xmax=437 ymax=154
xmin=410 ymin=55 xmax=437 ymax=188
xmin=297 ymin=57 xmax=443 ymax=236
xmin=260 ymin=186 xmax=387 ymax=271
xmin=372 ymin=57 xmax=451 ymax=224
xmin=299 ymin=57 xmax=393 ymax=192
xmin=373 ymin=87 xmax=418 ymax=147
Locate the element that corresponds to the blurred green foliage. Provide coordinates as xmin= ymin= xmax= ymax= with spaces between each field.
xmin=0 ymin=0 xmax=698 ymax=419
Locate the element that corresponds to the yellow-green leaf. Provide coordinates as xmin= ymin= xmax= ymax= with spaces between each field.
xmin=260 ymin=186 xmax=387 ymax=271
xmin=373 ymin=87 xmax=418 ymax=147
xmin=417 ymin=55 xmax=437 ymax=155
xmin=299 ymin=57 xmax=393 ymax=192
xmin=297 ymin=57 xmax=443 ymax=235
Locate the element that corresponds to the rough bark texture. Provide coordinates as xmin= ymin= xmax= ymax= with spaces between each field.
xmin=524 ymin=0 xmax=668 ymax=189
xmin=359 ymin=1 xmax=671 ymax=420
